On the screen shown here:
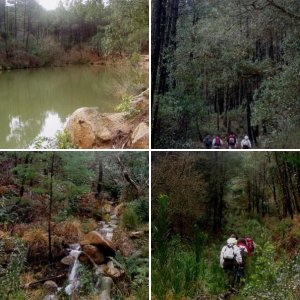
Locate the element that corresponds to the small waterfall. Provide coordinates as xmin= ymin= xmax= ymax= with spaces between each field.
xmin=62 ymin=205 xmax=119 ymax=298
xmin=99 ymin=214 xmax=118 ymax=241
xmin=65 ymin=246 xmax=81 ymax=296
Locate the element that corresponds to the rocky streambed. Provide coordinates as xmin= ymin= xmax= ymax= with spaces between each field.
xmin=40 ymin=202 xmax=147 ymax=299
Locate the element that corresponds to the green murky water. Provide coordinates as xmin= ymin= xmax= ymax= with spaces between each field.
xmin=0 ymin=65 xmax=122 ymax=148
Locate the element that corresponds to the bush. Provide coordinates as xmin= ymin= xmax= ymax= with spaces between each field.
xmin=115 ymin=94 xmax=141 ymax=119
xmin=81 ymin=218 xmax=98 ymax=234
xmin=55 ymin=130 xmax=74 ymax=149
xmin=122 ymin=206 xmax=139 ymax=230
xmin=0 ymin=238 xmax=26 ymax=299
xmin=133 ymin=198 xmax=149 ymax=223
xmin=242 ymin=241 xmax=277 ymax=297
xmin=77 ymin=264 xmax=97 ymax=295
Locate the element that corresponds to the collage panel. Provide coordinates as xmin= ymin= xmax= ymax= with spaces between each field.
xmin=151 ymin=0 xmax=300 ymax=149
xmin=0 ymin=151 xmax=149 ymax=299
xmin=152 ymin=151 xmax=300 ymax=299
xmin=0 ymin=0 xmax=149 ymax=150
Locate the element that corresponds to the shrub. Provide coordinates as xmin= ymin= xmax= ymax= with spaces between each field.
xmin=0 ymin=238 xmax=26 ymax=299
xmin=81 ymin=218 xmax=98 ymax=234
xmin=122 ymin=206 xmax=139 ymax=230
xmin=55 ymin=130 xmax=74 ymax=149
xmin=133 ymin=198 xmax=149 ymax=223
xmin=115 ymin=94 xmax=141 ymax=119
xmin=242 ymin=241 xmax=277 ymax=297
xmin=77 ymin=264 xmax=98 ymax=296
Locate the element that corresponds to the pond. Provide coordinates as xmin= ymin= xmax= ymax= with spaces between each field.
xmin=0 ymin=65 xmax=123 ymax=148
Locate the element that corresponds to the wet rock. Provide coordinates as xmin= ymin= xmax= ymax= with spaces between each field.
xmin=82 ymin=244 xmax=105 ymax=265
xmin=65 ymin=108 xmax=130 ymax=149
xmin=131 ymin=122 xmax=149 ymax=149
xmin=43 ymin=280 xmax=58 ymax=294
xmin=129 ymin=231 xmax=144 ymax=239
xmin=99 ymin=276 xmax=113 ymax=300
xmin=61 ymin=255 xmax=75 ymax=266
xmin=81 ymin=231 xmax=116 ymax=255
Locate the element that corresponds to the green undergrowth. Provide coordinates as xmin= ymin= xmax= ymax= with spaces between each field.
xmin=152 ymin=195 xmax=300 ymax=299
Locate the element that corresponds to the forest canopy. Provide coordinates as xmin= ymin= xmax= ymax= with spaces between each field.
xmin=152 ymin=0 xmax=300 ymax=149
xmin=0 ymin=0 xmax=149 ymax=68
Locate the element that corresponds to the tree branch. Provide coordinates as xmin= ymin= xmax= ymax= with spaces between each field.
xmin=116 ymin=155 xmax=140 ymax=196
xmin=267 ymin=0 xmax=300 ymax=21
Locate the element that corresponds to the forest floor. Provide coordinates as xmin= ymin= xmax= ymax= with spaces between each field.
xmin=0 ymin=184 xmax=149 ymax=299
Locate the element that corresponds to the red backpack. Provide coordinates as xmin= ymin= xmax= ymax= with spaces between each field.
xmin=215 ymin=136 xmax=221 ymax=146
xmin=245 ymin=238 xmax=255 ymax=255
xmin=228 ymin=134 xmax=235 ymax=145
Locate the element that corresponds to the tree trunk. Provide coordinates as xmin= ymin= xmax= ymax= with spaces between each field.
xmin=48 ymin=152 xmax=55 ymax=266
xmin=96 ymin=158 xmax=103 ymax=200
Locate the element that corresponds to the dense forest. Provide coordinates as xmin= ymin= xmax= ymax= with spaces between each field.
xmin=0 ymin=0 xmax=148 ymax=69
xmin=152 ymin=151 xmax=300 ymax=299
xmin=0 ymin=151 xmax=149 ymax=299
xmin=152 ymin=0 xmax=300 ymax=148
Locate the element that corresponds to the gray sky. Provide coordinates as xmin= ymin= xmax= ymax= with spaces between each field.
xmin=37 ymin=0 xmax=60 ymax=10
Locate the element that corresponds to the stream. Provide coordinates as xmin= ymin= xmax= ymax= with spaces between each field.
xmin=47 ymin=203 xmax=120 ymax=299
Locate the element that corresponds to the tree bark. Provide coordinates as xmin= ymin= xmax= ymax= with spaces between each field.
xmin=48 ymin=152 xmax=55 ymax=266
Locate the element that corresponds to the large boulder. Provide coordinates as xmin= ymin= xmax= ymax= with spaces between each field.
xmin=79 ymin=251 xmax=97 ymax=268
xmin=65 ymin=89 xmax=149 ymax=149
xmin=80 ymin=231 xmax=116 ymax=256
xmin=65 ymin=109 xmax=130 ymax=149
xmin=82 ymin=244 xmax=105 ymax=265
xmin=130 ymin=122 xmax=149 ymax=149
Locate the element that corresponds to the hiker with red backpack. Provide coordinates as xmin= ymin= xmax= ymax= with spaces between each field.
xmin=236 ymin=237 xmax=256 ymax=283
xmin=227 ymin=132 xmax=237 ymax=149
xmin=212 ymin=134 xmax=223 ymax=149
xmin=220 ymin=236 xmax=243 ymax=289
xmin=237 ymin=237 xmax=256 ymax=257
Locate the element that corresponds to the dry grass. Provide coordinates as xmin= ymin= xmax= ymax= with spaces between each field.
xmin=23 ymin=228 xmax=48 ymax=262
xmin=53 ymin=219 xmax=82 ymax=243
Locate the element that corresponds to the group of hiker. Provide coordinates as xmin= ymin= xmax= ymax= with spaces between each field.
xmin=220 ymin=234 xmax=256 ymax=290
xmin=203 ymin=132 xmax=252 ymax=149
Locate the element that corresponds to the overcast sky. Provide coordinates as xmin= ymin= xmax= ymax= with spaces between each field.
xmin=37 ymin=0 xmax=60 ymax=10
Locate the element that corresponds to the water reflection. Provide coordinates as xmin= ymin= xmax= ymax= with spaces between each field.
xmin=6 ymin=116 xmax=27 ymax=145
xmin=38 ymin=111 xmax=64 ymax=138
